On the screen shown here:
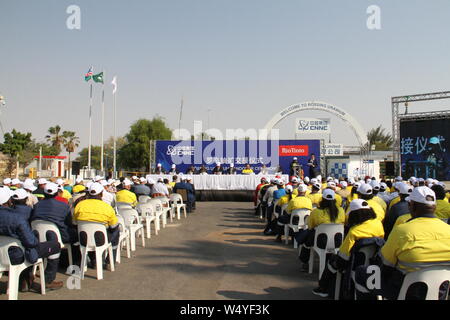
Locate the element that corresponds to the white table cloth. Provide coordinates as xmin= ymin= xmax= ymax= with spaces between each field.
xmin=145 ymin=174 xmax=289 ymax=190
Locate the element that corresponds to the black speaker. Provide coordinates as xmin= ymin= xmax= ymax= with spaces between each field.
xmin=72 ymin=161 xmax=81 ymax=175
xmin=385 ymin=161 xmax=395 ymax=176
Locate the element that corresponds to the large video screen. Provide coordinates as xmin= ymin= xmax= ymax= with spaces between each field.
xmin=400 ymin=118 xmax=450 ymax=181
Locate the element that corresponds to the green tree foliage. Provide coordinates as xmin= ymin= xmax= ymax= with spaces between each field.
xmin=62 ymin=131 xmax=80 ymax=173
xmin=367 ymin=125 xmax=393 ymax=151
xmin=45 ymin=125 xmax=64 ymax=154
xmin=118 ymin=117 xmax=172 ymax=170
xmin=0 ymin=130 xmax=32 ymax=174
xmin=76 ymin=146 xmax=102 ymax=170
xmin=21 ymin=140 xmax=59 ymax=168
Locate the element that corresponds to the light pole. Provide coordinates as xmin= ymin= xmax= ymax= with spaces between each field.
xmin=0 ymin=95 xmax=6 ymax=136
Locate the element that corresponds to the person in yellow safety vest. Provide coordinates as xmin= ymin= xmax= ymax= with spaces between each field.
xmin=115 ymin=179 xmax=137 ymax=207
xmin=72 ymin=177 xmax=86 ymax=194
xmin=431 ymin=184 xmax=450 ymax=220
xmin=297 ymin=189 xmax=346 ymax=271
xmin=336 ymin=181 xmax=350 ymax=208
xmin=326 ymin=181 xmax=343 ymax=208
xmin=370 ymin=181 xmax=388 ymax=213
xmin=346 ymin=181 xmax=361 ymax=209
xmin=241 ymin=164 xmax=254 ymax=175
xmin=354 ymin=186 xmax=450 ymax=300
xmin=307 ymin=182 xmax=323 ymax=208
xmin=56 ymin=178 xmax=72 ymax=202
xmin=312 ymin=199 xmax=385 ymax=298
xmin=351 ymin=183 xmax=385 ymax=222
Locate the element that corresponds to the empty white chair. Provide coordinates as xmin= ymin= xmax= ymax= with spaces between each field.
xmin=115 ymin=202 xmax=133 ymax=212
xmin=309 ymin=223 xmax=344 ymax=279
xmin=169 ymin=193 xmax=187 ymax=220
xmin=78 ymin=221 xmax=115 ymax=280
xmin=0 ymin=236 xmax=46 ymax=300
xmin=116 ymin=215 xmax=131 ymax=263
xmin=118 ymin=207 xmax=145 ymax=251
xmin=284 ymin=209 xmax=310 ymax=247
xmin=397 ymin=265 xmax=450 ymax=300
xmin=138 ymin=202 xmax=158 ymax=238
xmin=149 ymin=198 xmax=166 ymax=229
xmin=31 ymin=220 xmax=73 ymax=271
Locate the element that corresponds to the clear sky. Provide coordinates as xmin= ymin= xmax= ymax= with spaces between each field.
xmin=1 ymin=0 xmax=450 ymax=155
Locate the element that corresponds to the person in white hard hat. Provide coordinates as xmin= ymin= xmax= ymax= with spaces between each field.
xmin=154 ymin=163 xmax=166 ymax=174
xmin=168 ymin=164 xmax=179 ymax=175
xmin=212 ymin=162 xmax=223 ymax=175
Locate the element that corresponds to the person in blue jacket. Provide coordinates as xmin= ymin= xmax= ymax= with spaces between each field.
xmin=0 ymin=187 xmax=63 ymax=291
xmin=11 ymin=189 xmax=32 ymax=222
xmin=173 ymin=177 xmax=196 ymax=212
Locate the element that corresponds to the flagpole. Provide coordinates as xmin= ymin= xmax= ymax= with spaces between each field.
xmin=178 ymin=96 xmax=183 ymax=139
xmin=113 ymin=84 xmax=117 ymax=179
xmin=88 ymin=83 xmax=92 ymax=172
xmin=101 ymin=69 xmax=105 ymax=175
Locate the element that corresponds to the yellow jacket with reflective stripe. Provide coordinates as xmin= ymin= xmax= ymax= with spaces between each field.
xmin=381 ymin=217 xmax=450 ymax=273
xmin=338 ymin=219 xmax=385 ymax=260
xmin=435 ymin=200 xmax=450 ymax=219
xmin=307 ymin=192 xmax=322 ymax=207
xmin=62 ymin=189 xmax=72 ymax=200
xmin=74 ymin=199 xmax=118 ymax=227
xmin=286 ymin=196 xmax=313 ymax=214
xmin=373 ymin=196 xmax=387 ymax=212
xmin=72 ymin=185 xmax=86 ymax=194
xmin=116 ymin=189 xmax=137 ymax=207
xmin=394 ymin=213 xmax=412 ymax=227
xmin=388 ymin=196 xmax=400 ymax=210
xmin=308 ymin=207 xmax=346 ymax=230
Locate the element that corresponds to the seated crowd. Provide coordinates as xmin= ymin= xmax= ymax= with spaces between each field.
xmin=154 ymin=162 xmax=278 ymax=176
xmin=0 ymin=174 xmax=195 ymax=297
xmin=255 ymin=174 xmax=450 ymax=300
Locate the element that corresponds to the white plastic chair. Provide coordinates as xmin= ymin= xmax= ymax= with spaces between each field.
xmin=0 ymin=236 xmax=46 ymax=300
xmin=31 ymin=220 xmax=73 ymax=272
xmin=138 ymin=195 xmax=151 ymax=204
xmin=115 ymin=201 xmax=133 ymax=212
xmin=116 ymin=215 xmax=131 ymax=263
xmin=308 ymin=223 xmax=344 ymax=279
xmin=155 ymin=196 xmax=173 ymax=223
xmin=149 ymin=198 xmax=166 ymax=229
xmin=78 ymin=221 xmax=115 ymax=280
xmin=138 ymin=202 xmax=158 ymax=238
xmin=169 ymin=193 xmax=187 ymax=220
xmin=284 ymin=209 xmax=310 ymax=247
xmin=397 ymin=265 xmax=450 ymax=300
xmin=118 ymin=207 xmax=145 ymax=251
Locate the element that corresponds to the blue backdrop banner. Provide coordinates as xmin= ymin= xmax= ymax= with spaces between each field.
xmin=155 ymin=140 xmax=321 ymax=175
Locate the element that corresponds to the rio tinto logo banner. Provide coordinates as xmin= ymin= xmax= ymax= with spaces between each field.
xmin=296 ymin=118 xmax=330 ymax=134
xmin=278 ymin=145 xmax=309 ymax=157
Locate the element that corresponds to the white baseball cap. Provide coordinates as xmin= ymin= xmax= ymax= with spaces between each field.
xmin=147 ymin=178 xmax=156 ymax=185
xmin=293 ymin=157 xmax=298 ymax=160
xmin=406 ymin=186 xmax=436 ymax=206
xmin=327 ymin=181 xmax=336 ymax=189
xmin=298 ymin=184 xmax=308 ymax=193
xmin=23 ymin=181 xmax=37 ymax=192
xmin=395 ymin=176 xmax=403 ymax=182
xmin=11 ymin=179 xmax=22 ymax=185
xmin=327 ymin=177 xmax=334 ymax=182
xmin=357 ymin=183 xmax=373 ymax=195
xmin=94 ymin=175 xmax=103 ymax=182
xmin=291 ymin=177 xmax=299 ymax=183
xmin=171 ymin=164 xmax=176 ymax=169
xmin=12 ymin=189 xmax=29 ymax=200
xmin=89 ymin=182 xmax=104 ymax=196
xmin=230 ymin=163 xmax=234 ymax=168
xmin=340 ymin=181 xmax=348 ymax=188
xmin=56 ymin=178 xmax=64 ymax=185
xmin=310 ymin=178 xmax=318 ymax=184
xmin=0 ymin=187 xmax=12 ymax=205
xmin=76 ymin=177 xmax=84 ymax=184
xmin=285 ymin=185 xmax=294 ymax=193
xmin=397 ymin=183 xmax=413 ymax=195
xmin=107 ymin=179 xmax=115 ymax=185
xmin=425 ymin=178 xmax=434 ymax=185
xmin=348 ymin=199 xmax=371 ymax=213
xmin=322 ymin=189 xmax=336 ymax=200
xmin=157 ymin=163 xmax=162 ymax=167
xmin=44 ymin=183 xmax=59 ymax=195
xmin=313 ymin=182 xmax=322 ymax=190
xmin=371 ymin=181 xmax=380 ymax=190
xmin=380 ymin=182 xmax=388 ymax=191
xmin=354 ymin=182 xmax=362 ymax=189
xmin=304 ymin=177 xmax=310 ymax=183
xmin=100 ymin=180 xmax=108 ymax=187
xmin=123 ymin=179 xmax=132 ymax=186
xmin=38 ymin=178 xmax=48 ymax=185
xmin=86 ymin=181 xmax=94 ymax=189
xmin=140 ymin=177 xmax=147 ymax=183
xmin=3 ymin=178 xmax=11 ymax=185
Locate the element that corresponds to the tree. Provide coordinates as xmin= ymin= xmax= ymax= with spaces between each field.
xmin=62 ymin=131 xmax=80 ymax=175
xmin=367 ymin=125 xmax=393 ymax=151
xmin=76 ymin=146 xmax=102 ymax=170
xmin=21 ymin=140 xmax=59 ymax=169
xmin=45 ymin=125 xmax=64 ymax=154
xmin=103 ymin=136 xmax=127 ymax=171
xmin=0 ymin=129 xmax=32 ymax=175
xmin=118 ymin=117 xmax=172 ymax=170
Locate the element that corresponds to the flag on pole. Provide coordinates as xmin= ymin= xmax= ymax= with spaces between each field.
xmin=92 ymin=72 xmax=104 ymax=84
xmin=111 ymin=76 xmax=117 ymax=94
xmin=85 ymin=67 xmax=93 ymax=82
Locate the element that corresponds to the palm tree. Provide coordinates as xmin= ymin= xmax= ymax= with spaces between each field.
xmin=46 ymin=125 xmax=64 ymax=154
xmin=62 ymin=131 xmax=80 ymax=175
xmin=367 ymin=125 xmax=393 ymax=151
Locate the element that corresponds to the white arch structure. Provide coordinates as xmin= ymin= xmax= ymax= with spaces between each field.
xmin=264 ymin=101 xmax=369 ymax=147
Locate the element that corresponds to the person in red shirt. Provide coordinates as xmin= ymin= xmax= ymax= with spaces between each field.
xmin=254 ymin=177 xmax=269 ymax=208
xmin=55 ymin=187 xmax=69 ymax=204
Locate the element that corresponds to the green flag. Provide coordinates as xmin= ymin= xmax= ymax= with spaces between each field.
xmin=92 ymin=72 xmax=104 ymax=84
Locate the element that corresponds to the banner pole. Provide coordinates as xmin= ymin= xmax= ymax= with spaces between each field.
xmin=101 ymin=69 xmax=105 ymax=174
xmin=88 ymin=83 xmax=92 ymax=172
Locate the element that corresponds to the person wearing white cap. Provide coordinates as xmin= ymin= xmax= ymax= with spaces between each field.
xmin=173 ymin=176 xmax=196 ymax=213
xmin=151 ymin=177 xmax=169 ymax=198
xmin=10 ymin=178 xmax=22 ymax=191
xmin=74 ymin=182 xmax=120 ymax=264
xmin=212 ymin=162 xmax=223 ymax=175
xmin=154 ymin=163 xmax=166 ymax=175
xmin=132 ymin=177 xmax=151 ymax=198
xmin=354 ymin=183 xmax=385 ymax=221
xmin=73 ymin=177 xmax=87 ymax=194
xmin=386 ymin=182 xmax=405 ymax=211
xmin=271 ymin=184 xmax=296 ymax=242
xmin=55 ymin=178 xmax=73 ymax=202
xmin=312 ymin=198 xmax=384 ymax=298
xmin=0 ymin=186 xmax=64 ymax=291
xmin=383 ymin=183 xmax=413 ymax=238
xmin=335 ymin=181 xmax=350 ymax=205
xmin=297 ymin=189 xmax=346 ymax=271
xmin=22 ymin=180 xmax=39 ymax=208
xmin=262 ymin=178 xmax=279 ymax=232
xmin=429 ymin=184 xmax=450 ymax=220
xmin=168 ymin=164 xmax=179 ymax=175
xmin=370 ymin=181 xmax=388 ymax=213
xmin=354 ymin=186 xmax=450 ymax=300
xmin=377 ymin=182 xmax=391 ymax=204
xmin=289 ymin=157 xmax=301 ymax=177
xmin=11 ymin=188 xmax=32 ymax=220
xmin=2 ymin=177 xmax=12 ymax=187
xmin=326 ymin=181 xmax=343 ymax=209
xmin=99 ymin=180 xmax=115 ymax=207
xmin=33 ymin=178 xmax=48 ymax=200
xmin=115 ymin=179 xmax=137 ymax=207
xmin=307 ymin=182 xmax=323 ymax=208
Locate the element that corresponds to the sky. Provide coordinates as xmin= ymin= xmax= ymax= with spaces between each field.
xmin=1 ymin=0 xmax=450 ymax=156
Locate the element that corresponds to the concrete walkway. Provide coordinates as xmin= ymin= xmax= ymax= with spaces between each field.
xmin=1 ymin=202 xmax=319 ymax=300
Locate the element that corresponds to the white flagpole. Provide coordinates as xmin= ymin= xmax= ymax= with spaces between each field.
xmin=101 ymin=69 xmax=105 ymax=174
xmin=88 ymin=83 xmax=92 ymax=171
xmin=178 ymin=96 xmax=184 ymax=139
xmin=112 ymin=76 xmax=117 ymax=179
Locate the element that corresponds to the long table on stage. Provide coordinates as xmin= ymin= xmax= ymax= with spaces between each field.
xmin=145 ymin=174 xmax=289 ymax=201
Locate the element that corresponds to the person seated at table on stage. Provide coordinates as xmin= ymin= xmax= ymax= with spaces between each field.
xmin=154 ymin=163 xmax=166 ymax=174
xmin=186 ymin=165 xmax=197 ymax=175
xmin=115 ymin=179 xmax=137 ymax=207
xmin=212 ymin=162 xmax=224 ymax=175
xmin=312 ymin=199 xmax=385 ymax=298
xmin=198 ymin=165 xmax=209 ymax=175
xmin=259 ymin=164 xmax=269 ymax=175
xmin=241 ymin=164 xmax=254 ymax=175
xmin=168 ymin=164 xmax=179 ymax=175
xmin=297 ymin=189 xmax=346 ymax=271
xmin=225 ymin=163 xmax=238 ymax=175
xmin=151 ymin=177 xmax=170 ymax=198
xmin=0 ymin=187 xmax=64 ymax=291
xmin=173 ymin=177 xmax=195 ymax=212
xmin=133 ymin=177 xmax=151 ymax=198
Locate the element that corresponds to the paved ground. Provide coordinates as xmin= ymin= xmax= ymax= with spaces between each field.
xmin=0 ymin=202 xmax=320 ymax=300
